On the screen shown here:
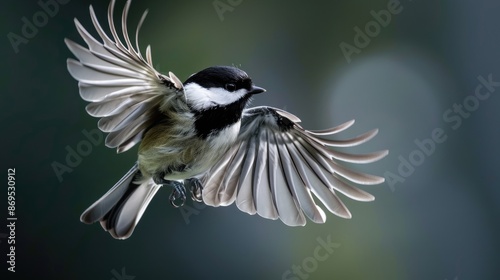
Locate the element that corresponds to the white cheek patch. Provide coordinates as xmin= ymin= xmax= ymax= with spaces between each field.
xmin=184 ymin=83 xmax=247 ymax=110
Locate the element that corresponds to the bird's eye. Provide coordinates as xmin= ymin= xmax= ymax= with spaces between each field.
xmin=225 ymin=83 xmax=236 ymax=92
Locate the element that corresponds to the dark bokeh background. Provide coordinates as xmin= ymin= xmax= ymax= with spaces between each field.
xmin=1 ymin=0 xmax=499 ymax=279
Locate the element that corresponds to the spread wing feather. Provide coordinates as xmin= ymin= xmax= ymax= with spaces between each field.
xmin=253 ymin=130 xmax=278 ymax=220
xmin=65 ymin=0 xmax=183 ymax=153
xmin=202 ymin=106 xmax=388 ymax=226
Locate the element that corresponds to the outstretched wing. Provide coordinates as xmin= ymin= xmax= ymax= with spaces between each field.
xmin=201 ymin=106 xmax=388 ymax=226
xmin=65 ymin=0 xmax=184 ymax=153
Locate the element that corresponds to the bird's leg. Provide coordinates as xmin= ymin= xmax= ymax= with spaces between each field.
xmin=153 ymin=174 xmax=186 ymax=208
xmin=185 ymin=178 xmax=203 ymax=202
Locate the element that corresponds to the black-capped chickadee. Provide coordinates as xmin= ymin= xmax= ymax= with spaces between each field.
xmin=65 ymin=0 xmax=388 ymax=239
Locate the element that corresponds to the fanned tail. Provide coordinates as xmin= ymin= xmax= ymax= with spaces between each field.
xmin=80 ymin=163 xmax=160 ymax=239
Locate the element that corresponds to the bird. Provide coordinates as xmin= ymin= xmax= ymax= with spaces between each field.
xmin=65 ymin=0 xmax=388 ymax=239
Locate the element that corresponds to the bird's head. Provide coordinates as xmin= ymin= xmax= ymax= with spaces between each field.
xmin=183 ymin=66 xmax=265 ymax=111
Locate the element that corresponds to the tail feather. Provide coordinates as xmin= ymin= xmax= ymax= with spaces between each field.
xmin=80 ymin=163 xmax=160 ymax=239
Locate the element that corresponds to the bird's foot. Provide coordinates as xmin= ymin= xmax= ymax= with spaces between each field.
xmin=153 ymin=175 xmax=187 ymax=208
xmin=168 ymin=181 xmax=186 ymax=207
xmin=185 ymin=178 xmax=203 ymax=202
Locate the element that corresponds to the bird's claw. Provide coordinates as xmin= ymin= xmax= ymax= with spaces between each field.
xmin=153 ymin=174 xmax=201 ymax=207
xmin=169 ymin=183 xmax=186 ymax=208
xmin=186 ymin=178 xmax=203 ymax=202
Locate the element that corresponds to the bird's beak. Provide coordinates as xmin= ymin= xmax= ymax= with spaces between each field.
xmin=249 ymin=85 xmax=266 ymax=95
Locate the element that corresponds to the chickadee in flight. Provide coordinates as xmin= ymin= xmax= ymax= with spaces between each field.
xmin=65 ymin=0 xmax=388 ymax=239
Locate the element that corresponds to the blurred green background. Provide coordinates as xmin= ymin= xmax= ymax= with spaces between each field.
xmin=1 ymin=0 xmax=500 ymax=279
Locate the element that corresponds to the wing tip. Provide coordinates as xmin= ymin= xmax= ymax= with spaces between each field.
xmin=168 ymin=71 xmax=184 ymax=90
xmin=338 ymin=210 xmax=352 ymax=219
xmin=358 ymin=193 xmax=376 ymax=202
xmin=80 ymin=207 xmax=100 ymax=225
xmin=381 ymin=149 xmax=389 ymax=158
xmin=63 ymin=37 xmax=73 ymax=46
xmin=80 ymin=213 xmax=93 ymax=224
